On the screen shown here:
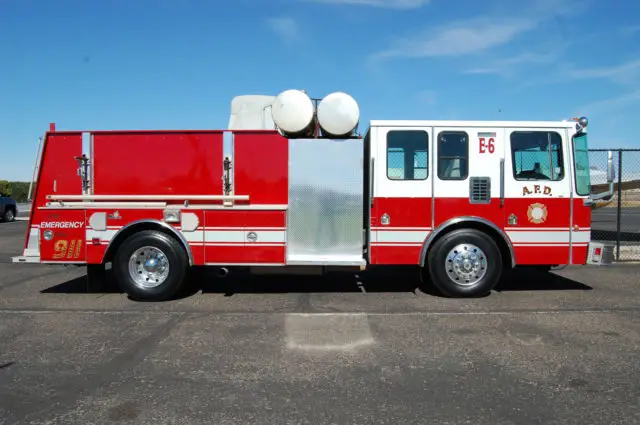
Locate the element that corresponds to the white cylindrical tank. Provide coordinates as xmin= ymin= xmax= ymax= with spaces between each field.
xmin=270 ymin=89 xmax=315 ymax=136
xmin=317 ymin=91 xmax=360 ymax=137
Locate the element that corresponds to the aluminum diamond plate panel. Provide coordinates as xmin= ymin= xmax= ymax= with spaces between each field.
xmin=286 ymin=138 xmax=365 ymax=265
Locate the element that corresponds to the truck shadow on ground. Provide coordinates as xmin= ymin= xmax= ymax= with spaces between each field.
xmin=41 ymin=265 xmax=593 ymax=300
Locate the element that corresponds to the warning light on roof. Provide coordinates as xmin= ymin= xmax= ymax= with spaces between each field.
xmin=572 ymin=116 xmax=588 ymax=132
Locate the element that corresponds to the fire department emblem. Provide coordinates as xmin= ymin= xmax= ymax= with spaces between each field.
xmin=527 ymin=203 xmax=548 ymax=224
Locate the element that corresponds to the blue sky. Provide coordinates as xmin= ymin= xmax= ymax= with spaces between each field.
xmin=1 ymin=0 xmax=639 ymax=181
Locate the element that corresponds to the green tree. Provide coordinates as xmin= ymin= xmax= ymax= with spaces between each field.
xmin=0 ymin=180 xmax=11 ymax=196
xmin=10 ymin=182 xmax=32 ymax=202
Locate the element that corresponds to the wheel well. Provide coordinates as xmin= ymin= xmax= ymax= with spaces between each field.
xmin=421 ymin=221 xmax=515 ymax=269
xmin=103 ymin=221 xmax=193 ymax=265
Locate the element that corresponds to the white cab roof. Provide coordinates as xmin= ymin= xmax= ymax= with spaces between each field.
xmin=369 ymin=120 xmax=577 ymax=129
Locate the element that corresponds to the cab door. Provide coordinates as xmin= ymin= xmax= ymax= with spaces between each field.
xmin=370 ymin=125 xmax=432 ymax=264
xmin=432 ymin=126 xmax=505 ymax=228
xmin=502 ymin=128 xmax=572 ymax=265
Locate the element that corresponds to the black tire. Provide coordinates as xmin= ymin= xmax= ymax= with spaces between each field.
xmin=426 ymin=228 xmax=503 ymax=298
xmin=112 ymin=230 xmax=189 ymax=301
xmin=3 ymin=208 xmax=15 ymax=222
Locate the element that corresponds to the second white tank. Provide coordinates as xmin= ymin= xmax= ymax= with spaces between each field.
xmin=317 ymin=91 xmax=360 ymax=137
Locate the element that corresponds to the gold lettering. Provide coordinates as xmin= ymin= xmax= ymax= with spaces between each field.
xmin=67 ymin=240 xmax=76 ymax=259
xmin=52 ymin=240 xmax=68 ymax=259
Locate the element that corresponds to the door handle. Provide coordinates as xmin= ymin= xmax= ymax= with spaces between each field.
xmin=499 ymin=158 xmax=505 ymax=207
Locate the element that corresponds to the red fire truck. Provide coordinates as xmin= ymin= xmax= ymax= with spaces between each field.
xmin=13 ymin=89 xmax=615 ymax=300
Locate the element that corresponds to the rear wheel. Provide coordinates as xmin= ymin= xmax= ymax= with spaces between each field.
xmin=426 ymin=228 xmax=503 ymax=297
xmin=112 ymin=230 xmax=189 ymax=301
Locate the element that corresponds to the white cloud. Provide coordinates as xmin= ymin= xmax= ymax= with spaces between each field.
xmin=567 ymin=59 xmax=640 ymax=86
xmin=373 ymin=18 xmax=537 ymax=60
xmin=510 ymin=58 xmax=640 ymax=95
xmin=464 ymin=67 xmax=503 ymax=75
xmin=464 ymin=49 xmax=566 ymax=76
xmin=305 ymin=0 xmax=430 ymax=8
xmin=370 ymin=0 xmax=579 ymax=60
xmin=578 ymin=90 xmax=640 ymax=114
xmin=266 ymin=17 xmax=300 ymax=44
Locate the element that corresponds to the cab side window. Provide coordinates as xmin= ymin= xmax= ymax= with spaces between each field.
xmin=511 ymin=131 xmax=564 ymax=181
xmin=386 ymin=130 xmax=428 ymax=180
xmin=437 ymin=131 xmax=468 ymax=180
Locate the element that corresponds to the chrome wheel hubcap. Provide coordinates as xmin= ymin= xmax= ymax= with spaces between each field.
xmin=445 ymin=243 xmax=488 ymax=286
xmin=128 ymin=246 xmax=170 ymax=288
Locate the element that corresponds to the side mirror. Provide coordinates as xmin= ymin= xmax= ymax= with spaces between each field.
xmin=589 ymin=150 xmax=616 ymax=204
xmin=607 ymin=150 xmax=615 ymax=183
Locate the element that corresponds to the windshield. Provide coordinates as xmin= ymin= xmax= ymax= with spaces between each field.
xmin=511 ymin=131 xmax=564 ymax=181
xmin=572 ymin=133 xmax=591 ymax=196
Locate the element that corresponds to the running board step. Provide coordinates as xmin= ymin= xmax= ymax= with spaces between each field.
xmin=286 ymin=254 xmax=366 ymax=267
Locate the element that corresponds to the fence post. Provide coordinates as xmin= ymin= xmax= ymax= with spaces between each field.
xmin=616 ymin=150 xmax=623 ymax=260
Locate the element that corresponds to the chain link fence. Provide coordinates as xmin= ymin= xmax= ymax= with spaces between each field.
xmin=589 ymin=148 xmax=640 ymax=262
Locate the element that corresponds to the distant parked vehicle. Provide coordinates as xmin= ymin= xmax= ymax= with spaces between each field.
xmin=0 ymin=195 xmax=17 ymax=222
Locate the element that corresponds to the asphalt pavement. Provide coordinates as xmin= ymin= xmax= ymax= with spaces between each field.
xmin=1 ymin=221 xmax=639 ymax=424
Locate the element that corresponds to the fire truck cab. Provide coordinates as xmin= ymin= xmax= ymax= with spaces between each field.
xmin=365 ymin=118 xmax=614 ymax=294
xmin=13 ymin=90 xmax=615 ymax=300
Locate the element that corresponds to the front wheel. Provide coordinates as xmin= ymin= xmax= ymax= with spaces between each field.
xmin=3 ymin=209 xmax=15 ymax=222
xmin=426 ymin=228 xmax=503 ymax=297
xmin=112 ymin=230 xmax=189 ymax=301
